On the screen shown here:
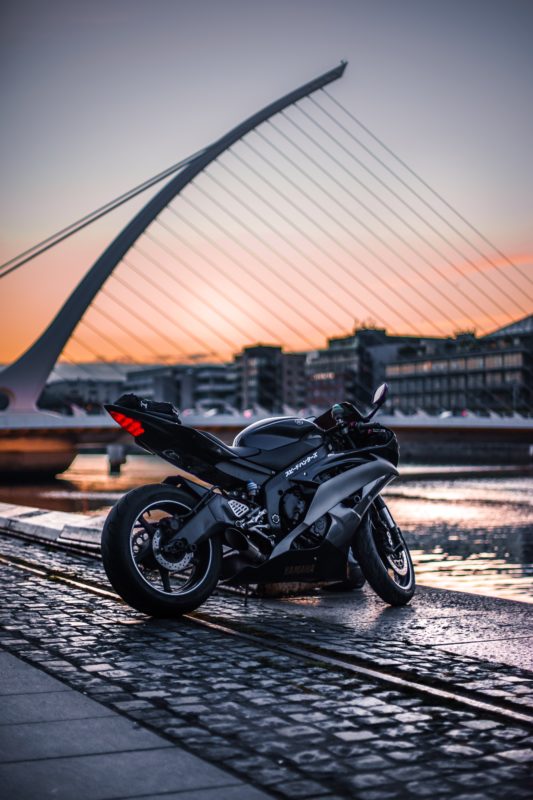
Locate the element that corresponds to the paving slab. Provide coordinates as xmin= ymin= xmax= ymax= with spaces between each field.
xmin=266 ymin=585 xmax=533 ymax=671
xmin=130 ymin=788 xmax=274 ymax=800
xmin=0 ymin=502 xmax=101 ymax=549
xmin=0 ymin=715 xmax=172 ymax=763
xmin=0 ymin=750 xmax=243 ymax=800
xmin=0 ymin=651 xmax=71 ymax=695
xmin=0 ymin=689 xmax=114 ymax=724
xmin=435 ymin=636 xmax=533 ymax=666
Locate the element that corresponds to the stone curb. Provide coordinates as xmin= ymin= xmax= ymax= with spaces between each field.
xmin=0 ymin=502 xmax=103 ymax=551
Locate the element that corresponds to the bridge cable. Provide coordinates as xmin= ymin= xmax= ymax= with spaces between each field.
xmin=310 ymin=94 xmax=533 ymax=306
xmin=153 ymin=211 xmax=322 ymax=347
xmin=198 ymin=167 xmax=423 ymax=336
xmin=217 ymin=149 xmax=451 ymax=336
xmin=275 ymin=112 xmax=509 ymax=332
xmin=110 ymin=268 xmax=238 ymax=355
xmin=98 ymin=283 xmax=199 ymax=361
xmin=131 ymin=239 xmax=283 ymax=352
xmin=231 ymin=137 xmax=450 ymax=336
xmin=123 ymin=254 xmax=242 ymax=354
xmin=0 ymin=150 xmax=205 ymax=281
xmin=129 ymin=241 xmax=290 ymax=411
xmin=143 ymin=224 xmax=315 ymax=350
xmin=254 ymin=124 xmax=492 ymax=334
xmin=227 ymin=136 xmax=533 ymax=411
xmin=75 ymin=315 xmax=152 ymax=365
xmin=322 ymin=88 xmax=533 ymax=293
xmin=88 ymin=297 xmax=171 ymax=363
xmin=155 ymin=214 xmax=323 ymax=347
xmin=171 ymin=193 xmax=353 ymax=334
xmin=266 ymin=116 xmax=511 ymax=334
xmin=175 ymin=192 xmax=358 ymax=338
xmin=294 ymin=102 xmax=531 ymax=316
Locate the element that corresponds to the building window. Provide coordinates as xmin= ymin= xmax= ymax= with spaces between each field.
xmin=503 ymin=353 xmax=523 ymax=368
xmin=485 ymin=354 xmax=503 ymax=369
xmin=504 ymin=371 xmax=522 ymax=384
xmin=466 ymin=357 xmax=484 ymax=370
xmin=449 ymin=358 xmax=465 ymax=371
xmin=400 ymin=363 xmax=416 ymax=375
xmin=486 ymin=372 xmax=502 ymax=386
xmin=467 ymin=373 xmax=484 ymax=388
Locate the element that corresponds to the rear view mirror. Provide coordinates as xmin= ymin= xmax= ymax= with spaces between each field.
xmin=372 ymin=383 xmax=388 ymax=406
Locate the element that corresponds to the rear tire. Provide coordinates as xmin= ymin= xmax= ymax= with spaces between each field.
xmin=101 ymin=484 xmax=222 ymax=617
xmin=352 ymin=503 xmax=415 ymax=606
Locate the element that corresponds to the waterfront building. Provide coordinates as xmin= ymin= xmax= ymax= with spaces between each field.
xmin=234 ymin=345 xmax=283 ymax=413
xmin=125 ymin=363 xmax=238 ymax=412
xmin=281 ymin=353 xmax=308 ymax=411
xmin=385 ymin=315 xmax=533 ymax=415
xmin=125 ymin=365 xmax=184 ymax=407
xmin=38 ymin=363 xmax=137 ymax=413
xmin=305 ymin=327 xmax=438 ymax=410
xmin=184 ymin=363 xmax=238 ymax=412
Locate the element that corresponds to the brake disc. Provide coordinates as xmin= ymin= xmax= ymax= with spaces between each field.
xmin=386 ymin=549 xmax=409 ymax=576
xmin=152 ymin=529 xmax=194 ymax=572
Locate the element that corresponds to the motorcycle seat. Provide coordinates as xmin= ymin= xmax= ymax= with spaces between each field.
xmin=198 ymin=428 xmax=260 ymax=459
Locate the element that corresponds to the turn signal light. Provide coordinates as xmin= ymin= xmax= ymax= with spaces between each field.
xmin=109 ymin=410 xmax=145 ymax=437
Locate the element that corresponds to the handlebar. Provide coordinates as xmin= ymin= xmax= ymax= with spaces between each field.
xmin=328 ymin=417 xmax=391 ymax=444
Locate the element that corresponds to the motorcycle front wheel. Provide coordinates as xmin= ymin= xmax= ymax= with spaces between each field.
xmin=101 ymin=484 xmax=222 ymax=617
xmin=352 ymin=502 xmax=415 ymax=606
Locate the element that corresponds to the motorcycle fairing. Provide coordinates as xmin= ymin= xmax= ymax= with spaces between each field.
xmin=222 ymin=481 xmax=389 ymax=585
xmin=224 ymin=539 xmax=348 ymax=585
xmin=300 ymin=456 xmax=398 ymax=528
xmin=270 ymin=463 xmax=396 ymax=558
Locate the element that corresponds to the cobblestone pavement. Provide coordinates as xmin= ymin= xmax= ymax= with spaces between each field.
xmin=1 ymin=537 xmax=532 ymax=799
xmin=2 ymin=536 xmax=532 ymax=714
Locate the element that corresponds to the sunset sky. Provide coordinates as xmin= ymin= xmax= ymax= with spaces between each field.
xmin=1 ymin=0 xmax=532 ymax=366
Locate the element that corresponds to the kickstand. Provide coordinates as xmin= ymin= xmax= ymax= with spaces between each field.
xmin=244 ymin=583 xmax=249 ymax=607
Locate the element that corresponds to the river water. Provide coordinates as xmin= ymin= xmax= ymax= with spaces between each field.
xmin=1 ymin=454 xmax=531 ymax=604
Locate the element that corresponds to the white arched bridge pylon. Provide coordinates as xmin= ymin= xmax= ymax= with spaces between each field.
xmin=1 ymin=60 xmax=531 ymax=413
xmin=0 ymin=62 xmax=348 ymax=411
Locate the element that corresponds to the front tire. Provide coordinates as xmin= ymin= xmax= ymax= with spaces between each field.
xmin=101 ymin=484 xmax=222 ymax=617
xmin=352 ymin=502 xmax=415 ymax=606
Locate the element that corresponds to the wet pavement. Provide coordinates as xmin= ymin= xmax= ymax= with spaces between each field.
xmin=1 ymin=534 xmax=532 ymax=799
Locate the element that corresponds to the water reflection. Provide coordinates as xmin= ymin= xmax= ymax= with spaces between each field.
xmin=385 ymin=479 xmax=533 ymax=603
xmin=0 ymin=455 xmax=531 ymax=603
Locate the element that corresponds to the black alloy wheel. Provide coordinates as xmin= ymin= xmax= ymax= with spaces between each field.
xmin=352 ymin=502 xmax=415 ymax=606
xmin=101 ymin=484 xmax=222 ymax=617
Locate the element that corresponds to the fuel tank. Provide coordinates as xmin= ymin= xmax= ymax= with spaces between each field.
xmin=234 ymin=417 xmax=325 ymax=471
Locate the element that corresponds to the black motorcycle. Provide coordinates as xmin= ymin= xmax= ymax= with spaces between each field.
xmin=101 ymin=384 xmax=415 ymax=616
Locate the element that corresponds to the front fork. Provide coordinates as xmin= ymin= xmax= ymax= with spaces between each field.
xmin=373 ymin=496 xmax=403 ymax=554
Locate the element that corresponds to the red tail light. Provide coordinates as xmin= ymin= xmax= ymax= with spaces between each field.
xmin=109 ymin=410 xmax=145 ymax=437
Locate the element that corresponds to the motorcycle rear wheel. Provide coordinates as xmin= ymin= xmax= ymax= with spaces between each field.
xmin=101 ymin=484 xmax=222 ymax=617
xmin=353 ymin=503 xmax=415 ymax=606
